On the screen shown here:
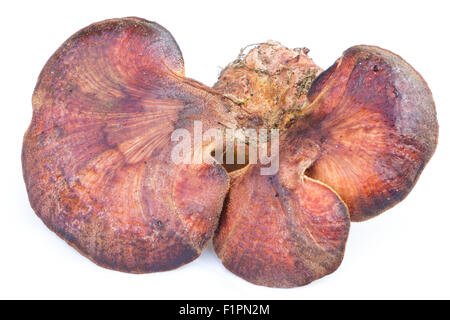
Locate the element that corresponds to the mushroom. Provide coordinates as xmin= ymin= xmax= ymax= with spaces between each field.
xmin=213 ymin=42 xmax=438 ymax=286
xmin=23 ymin=17 xmax=235 ymax=272
xmin=22 ymin=17 xmax=438 ymax=287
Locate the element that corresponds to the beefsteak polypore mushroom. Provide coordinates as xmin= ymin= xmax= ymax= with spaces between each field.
xmin=22 ymin=17 xmax=438 ymax=287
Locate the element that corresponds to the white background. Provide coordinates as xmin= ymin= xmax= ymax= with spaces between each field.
xmin=1 ymin=0 xmax=449 ymax=299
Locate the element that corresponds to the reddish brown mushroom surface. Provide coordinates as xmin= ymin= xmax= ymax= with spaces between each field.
xmin=23 ymin=17 xmax=438 ymax=287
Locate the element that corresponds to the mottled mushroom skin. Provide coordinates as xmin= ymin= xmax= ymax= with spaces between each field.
xmin=22 ymin=17 xmax=234 ymax=272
